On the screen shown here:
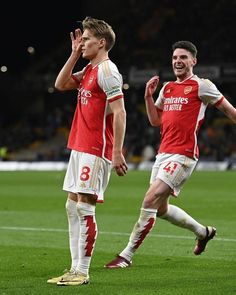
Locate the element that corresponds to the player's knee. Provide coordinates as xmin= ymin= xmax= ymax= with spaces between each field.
xmin=143 ymin=192 xmax=168 ymax=211
xmin=68 ymin=192 xmax=78 ymax=201
xmin=157 ymin=204 xmax=168 ymax=217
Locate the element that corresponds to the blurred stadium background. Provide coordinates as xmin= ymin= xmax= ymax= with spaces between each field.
xmin=1 ymin=0 xmax=236 ymax=169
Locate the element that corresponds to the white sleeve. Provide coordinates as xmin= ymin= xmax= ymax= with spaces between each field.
xmin=199 ymin=79 xmax=223 ymax=105
xmin=98 ymin=61 xmax=124 ymax=101
xmin=154 ymin=83 xmax=169 ymax=110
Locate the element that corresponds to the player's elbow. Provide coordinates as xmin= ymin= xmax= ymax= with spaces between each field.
xmin=149 ymin=120 xmax=160 ymax=127
xmin=54 ymin=81 xmax=65 ymax=91
xmin=148 ymin=116 xmax=161 ymax=126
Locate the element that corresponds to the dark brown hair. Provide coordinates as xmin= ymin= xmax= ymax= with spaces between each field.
xmin=172 ymin=41 xmax=197 ymax=58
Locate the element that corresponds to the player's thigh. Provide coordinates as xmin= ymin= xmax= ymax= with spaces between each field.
xmin=151 ymin=153 xmax=197 ymax=197
xmin=63 ymin=151 xmax=111 ymax=199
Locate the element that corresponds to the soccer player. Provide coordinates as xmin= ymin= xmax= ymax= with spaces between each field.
xmin=47 ymin=17 xmax=127 ymax=285
xmin=105 ymin=40 xmax=236 ymax=268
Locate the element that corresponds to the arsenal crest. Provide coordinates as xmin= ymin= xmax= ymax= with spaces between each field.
xmin=184 ymin=86 xmax=192 ymax=95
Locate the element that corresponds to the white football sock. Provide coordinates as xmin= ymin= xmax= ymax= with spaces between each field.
xmin=160 ymin=204 xmax=206 ymax=238
xmin=65 ymin=198 xmax=80 ymax=271
xmin=120 ymin=208 xmax=157 ymax=261
xmin=76 ymin=202 xmax=97 ymax=276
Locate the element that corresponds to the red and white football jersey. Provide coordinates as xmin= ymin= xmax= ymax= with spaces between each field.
xmin=67 ymin=59 xmax=124 ymax=162
xmin=155 ymin=75 xmax=224 ymax=159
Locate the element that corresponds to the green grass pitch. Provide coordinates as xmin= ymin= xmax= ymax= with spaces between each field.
xmin=0 ymin=170 xmax=235 ymax=295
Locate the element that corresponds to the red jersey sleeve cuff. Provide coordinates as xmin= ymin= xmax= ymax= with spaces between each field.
xmin=108 ymin=94 xmax=124 ymax=103
xmin=214 ymin=96 xmax=224 ymax=107
xmin=71 ymin=74 xmax=80 ymax=84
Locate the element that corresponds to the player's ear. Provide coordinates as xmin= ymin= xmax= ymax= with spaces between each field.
xmin=192 ymin=57 xmax=197 ymax=66
xmin=99 ymin=38 xmax=106 ymax=49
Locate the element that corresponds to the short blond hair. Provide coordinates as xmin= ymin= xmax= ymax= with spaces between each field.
xmin=82 ymin=16 xmax=116 ymax=51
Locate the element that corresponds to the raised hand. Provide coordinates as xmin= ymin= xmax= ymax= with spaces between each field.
xmin=145 ymin=75 xmax=159 ymax=99
xmin=70 ymin=28 xmax=83 ymax=54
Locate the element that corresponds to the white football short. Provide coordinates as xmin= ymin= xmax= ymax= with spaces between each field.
xmin=63 ymin=150 xmax=112 ymax=202
xmin=150 ymin=153 xmax=197 ymax=197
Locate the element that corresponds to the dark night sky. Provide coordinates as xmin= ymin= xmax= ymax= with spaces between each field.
xmin=1 ymin=0 xmax=236 ymax=125
xmin=0 ymin=2 xmax=87 ymax=71
xmin=2 ymin=1 xmax=236 ymax=75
